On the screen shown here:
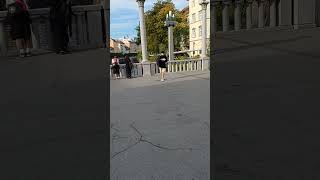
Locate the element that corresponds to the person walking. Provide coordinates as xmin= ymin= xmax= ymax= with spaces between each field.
xmin=157 ymin=51 xmax=168 ymax=82
xmin=111 ymin=56 xmax=120 ymax=79
xmin=5 ymin=0 xmax=32 ymax=58
xmin=124 ymin=55 xmax=133 ymax=79
xmin=48 ymin=0 xmax=72 ymax=55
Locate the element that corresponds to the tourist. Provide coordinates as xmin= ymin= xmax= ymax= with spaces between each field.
xmin=48 ymin=0 xmax=73 ymax=55
xmin=5 ymin=0 xmax=32 ymax=58
xmin=157 ymin=51 xmax=168 ymax=82
xmin=111 ymin=56 xmax=120 ymax=79
xmin=124 ymin=55 xmax=133 ymax=79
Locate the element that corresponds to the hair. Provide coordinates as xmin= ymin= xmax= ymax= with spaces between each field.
xmin=161 ymin=51 xmax=165 ymax=54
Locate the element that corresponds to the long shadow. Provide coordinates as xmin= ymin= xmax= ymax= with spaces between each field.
xmin=215 ymin=35 xmax=320 ymax=60
xmin=0 ymin=129 xmax=106 ymax=153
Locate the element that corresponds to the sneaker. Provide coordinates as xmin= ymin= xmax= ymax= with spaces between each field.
xmin=161 ymin=79 xmax=164 ymax=82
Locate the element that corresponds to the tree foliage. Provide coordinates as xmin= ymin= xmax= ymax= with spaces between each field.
xmin=135 ymin=0 xmax=189 ymax=55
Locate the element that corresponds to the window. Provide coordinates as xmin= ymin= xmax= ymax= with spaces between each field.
xmin=199 ymin=26 xmax=202 ymax=37
xmin=192 ymin=28 xmax=196 ymax=38
xmin=192 ymin=13 xmax=196 ymax=23
xmin=199 ymin=11 xmax=202 ymax=21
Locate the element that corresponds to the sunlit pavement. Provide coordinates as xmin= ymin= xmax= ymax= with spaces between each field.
xmin=111 ymin=71 xmax=210 ymax=179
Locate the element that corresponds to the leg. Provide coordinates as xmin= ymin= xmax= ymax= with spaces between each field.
xmin=16 ymin=39 xmax=25 ymax=57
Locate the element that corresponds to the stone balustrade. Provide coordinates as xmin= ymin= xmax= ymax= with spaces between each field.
xmin=212 ymin=0 xmax=281 ymax=32
xmin=109 ymin=58 xmax=210 ymax=79
xmin=0 ymin=5 xmax=105 ymax=56
xmin=212 ymin=0 xmax=317 ymax=33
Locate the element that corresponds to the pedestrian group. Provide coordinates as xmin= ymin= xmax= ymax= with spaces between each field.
xmin=4 ymin=0 xmax=73 ymax=58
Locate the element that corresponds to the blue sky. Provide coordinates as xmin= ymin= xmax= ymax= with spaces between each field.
xmin=110 ymin=0 xmax=188 ymax=40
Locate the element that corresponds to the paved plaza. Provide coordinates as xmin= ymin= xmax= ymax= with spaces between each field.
xmin=110 ymin=71 xmax=210 ymax=179
xmin=213 ymin=27 xmax=320 ymax=179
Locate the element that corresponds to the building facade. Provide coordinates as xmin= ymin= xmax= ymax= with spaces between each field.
xmin=110 ymin=38 xmax=138 ymax=54
xmin=188 ymin=0 xmax=210 ymax=57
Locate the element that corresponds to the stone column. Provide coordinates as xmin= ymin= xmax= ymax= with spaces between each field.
xmin=222 ymin=0 xmax=231 ymax=32
xmin=234 ymin=0 xmax=242 ymax=31
xmin=246 ymin=0 xmax=253 ymax=29
xmin=200 ymin=0 xmax=209 ymax=58
xmin=269 ymin=0 xmax=276 ymax=27
xmin=136 ymin=0 xmax=148 ymax=63
xmin=258 ymin=0 xmax=265 ymax=28
xmin=136 ymin=0 xmax=151 ymax=76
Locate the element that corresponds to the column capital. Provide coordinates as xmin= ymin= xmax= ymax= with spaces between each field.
xmin=136 ymin=0 xmax=145 ymax=7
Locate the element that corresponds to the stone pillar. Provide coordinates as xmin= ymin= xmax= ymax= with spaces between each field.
xmin=136 ymin=0 xmax=151 ymax=76
xmin=258 ymin=0 xmax=265 ymax=28
xmin=200 ymin=0 xmax=209 ymax=58
xmin=234 ymin=0 xmax=242 ymax=31
xmin=246 ymin=0 xmax=253 ymax=29
xmin=269 ymin=0 xmax=276 ymax=27
xmin=136 ymin=0 xmax=148 ymax=63
xmin=222 ymin=0 xmax=231 ymax=32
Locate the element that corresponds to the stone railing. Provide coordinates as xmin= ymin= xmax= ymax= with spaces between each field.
xmin=0 ymin=5 xmax=105 ymax=56
xmin=109 ymin=58 xmax=210 ymax=79
xmin=212 ymin=0 xmax=316 ymax=33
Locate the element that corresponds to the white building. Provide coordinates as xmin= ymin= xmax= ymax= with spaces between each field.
xmin=188 ymin=0 xmax=210 ymax=57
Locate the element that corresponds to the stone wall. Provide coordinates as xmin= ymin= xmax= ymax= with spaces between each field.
xmin=0 ymin=4 xmax=104 ymax=56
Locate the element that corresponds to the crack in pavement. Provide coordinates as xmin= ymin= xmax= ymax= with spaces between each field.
xmin=111 ymin=123 xmax=196 ymax=160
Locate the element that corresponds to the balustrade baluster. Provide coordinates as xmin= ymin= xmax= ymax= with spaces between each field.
xmin=234 ymin=0 xmax=242 ymax=31
xmin=270 ymin=0 xmax=277 ymax=27
xmin=212 ymin=2 xmax=218 ymax=33
xmin=246 ymin=0 xmax=253 ymax=29
xmin=222 ymin=0 xmax=231 ymax=32
xmin=258 ymin=0 xmax=265 ymax=28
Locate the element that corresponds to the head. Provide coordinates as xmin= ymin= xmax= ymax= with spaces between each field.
xmin=125 ymin=55 xmax=129 ymax=60
xmin=161 ymin=51 xmax=165 ymax=55
xmin=113 ymin=56 xmax=117 ymax=59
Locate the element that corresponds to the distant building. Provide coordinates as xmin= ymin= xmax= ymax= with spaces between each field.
xmin=110 ymin=38 xmax=138 ymax=54
xmin=188 ymin=0 xmax=210 ymax=57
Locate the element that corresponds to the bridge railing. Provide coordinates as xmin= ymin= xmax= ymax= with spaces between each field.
xmin=109 ymin=58 xmax=210 ymax=79
xmin=0 ymin=5 xmax=104 ymax=56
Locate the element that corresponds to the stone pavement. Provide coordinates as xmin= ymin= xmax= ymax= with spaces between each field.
xmin=0 ymin=49 xmax=107 ymax=180
xmin=213 ymin=27 xmax=320 ymax=179
xmin=110 ymin=71 xmax=210 ymax=180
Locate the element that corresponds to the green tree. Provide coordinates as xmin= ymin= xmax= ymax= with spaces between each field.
xmin=134 ymin=0 xmax=189 ymax=55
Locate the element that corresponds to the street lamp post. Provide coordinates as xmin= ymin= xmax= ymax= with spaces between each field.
xmin=164 ymin=10 xmax=176 ymax=62
xmin=199 ymin=0 xmax=209 ymax=59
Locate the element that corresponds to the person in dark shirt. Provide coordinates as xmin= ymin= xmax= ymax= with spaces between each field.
xmin=48 ymin=0 xmax=72 ymax=54
xmin=124 ymin=55 xmax=133 ymax=79
xmin=157 ymin=51 xmax=168 ymax=82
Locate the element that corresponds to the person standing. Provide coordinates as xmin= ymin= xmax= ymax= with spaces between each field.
xmin=124 ymin=55 xmax=133 ymax=79
xmin=157 ymin=51 xmax=168 ymax=82
xmin=48 ymin=0 xmax=72 ymax=54
xmin=111 ymin=56 xmax=120 ymax=79
xmin=5 ymin=0 xmax=32 ymax=58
